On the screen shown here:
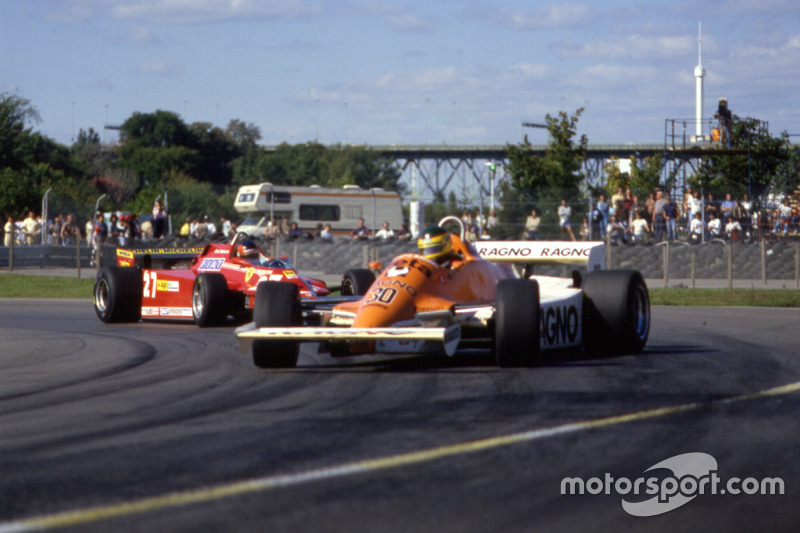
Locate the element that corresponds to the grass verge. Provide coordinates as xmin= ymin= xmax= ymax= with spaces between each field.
xmin=0 ymin=273 xmax=95 ymax=299
xmin=649 ymin=288 xmax=800 ymax=307
xmin=0 ymin=273 xmax=799 ymax=307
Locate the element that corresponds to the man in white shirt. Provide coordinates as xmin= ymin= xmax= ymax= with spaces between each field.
xmin=707 ymin=213 xmax=722 ymax=238
xmin=22 ymin=211 xmax=41 ymax=245
xmin=557 ymin=199 xmax=576 ymax=241
xmin=690 ymin=213 xmax=705 ymax=244
xmin=375 ymin=221 xmax=395 ymax=240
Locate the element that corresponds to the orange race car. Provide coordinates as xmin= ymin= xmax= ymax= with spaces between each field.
xmin=235 ymin=217 xmax=650 ymax=368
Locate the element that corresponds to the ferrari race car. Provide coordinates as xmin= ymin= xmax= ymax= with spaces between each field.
xmin=93 ymin=234 xmax=331 ymax=326
xmin=235 ymin=216 xmax=650 ymax=368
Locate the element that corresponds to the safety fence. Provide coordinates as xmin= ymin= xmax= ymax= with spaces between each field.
xmin=2 ymin=238 xmax=799 ymax=289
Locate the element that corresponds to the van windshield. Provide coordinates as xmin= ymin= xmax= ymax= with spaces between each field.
xmin=240 ymin=214 xmax=266 ymax=227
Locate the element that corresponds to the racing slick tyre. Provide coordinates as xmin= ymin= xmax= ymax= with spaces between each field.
xmin=192 ymin=273 xmax=229 ymax=327
xmin=94 ymin=267 xmax=142 ymax=323
xmin=340 ymin=268 xmax=376 ymax=296
xmin=252 ymin=282 xmax=302 ymax=368
xmin=581 ymin=270 xmax=650 ymax=356
xmin=494 ymin=278 xmax=540 ymax=367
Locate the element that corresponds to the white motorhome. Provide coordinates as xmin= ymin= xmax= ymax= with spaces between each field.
xmin=234 ymin=183 xmax=404 ymax=237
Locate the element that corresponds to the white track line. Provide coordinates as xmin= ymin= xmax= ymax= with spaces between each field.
xmin=2 ymin=380 xmax=799 ymax=532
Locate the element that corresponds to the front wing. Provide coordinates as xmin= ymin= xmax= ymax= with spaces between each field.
xmin=235 ymin=323 xmax=462 ymax=356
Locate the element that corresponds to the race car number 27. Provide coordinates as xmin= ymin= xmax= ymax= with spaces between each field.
xmin=143 ymin=271 xmax=158 ymax=299
xmin=366 ymin=287 xmax=397 ymax=305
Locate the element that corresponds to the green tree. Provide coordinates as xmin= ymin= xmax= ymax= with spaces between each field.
xmin=498 ymin=108 xmax=588 ymax=238
xmin=234 ymin=142 xmax=404 ymax=193
xmin=690 ymin=117 xmax=790 ymax=204
xmin=628 ymin=153 xmax=664 ymax=199
xmin=0 ymin=94 xmax=90 ymax=217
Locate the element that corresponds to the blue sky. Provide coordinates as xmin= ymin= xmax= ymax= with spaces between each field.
xmin=2 ymin=0 xmax=799 ymax=147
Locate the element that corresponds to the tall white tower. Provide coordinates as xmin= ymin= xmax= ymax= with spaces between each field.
xmin=693 ymin=22 xmax=705 ymax=138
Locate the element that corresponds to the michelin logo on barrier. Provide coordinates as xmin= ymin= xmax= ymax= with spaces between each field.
xmin=561 ymin=452 xmax=784 ymax=516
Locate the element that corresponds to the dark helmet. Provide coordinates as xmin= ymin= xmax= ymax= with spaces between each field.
xmin=237 ymin=239 xmax=259 ymax=258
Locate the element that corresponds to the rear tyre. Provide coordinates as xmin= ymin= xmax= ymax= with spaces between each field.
xmin=94 ymin=267 xmax=142 ymax=323
xmin=192 ymin=273 xmax=229 ymax=327
xmin=582 ymin=270 xmax=650 ymax=356
xmin=341 ymin=268 xmax=376 ymax=296
xmin=252 ymin=282 xmax=301 ymax=368
xmin=494 ymin=279 xmax=540 ymax=367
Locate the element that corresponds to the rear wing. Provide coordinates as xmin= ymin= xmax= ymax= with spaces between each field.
xmin=474 ymin=241 xmax=605 ymax=271
xmin=116 ymin=247 xmax=204 ymax=269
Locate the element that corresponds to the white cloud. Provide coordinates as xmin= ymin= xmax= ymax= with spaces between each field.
xmin=559 ymin=33 xmax=694 ymax=60
xmin=387 ymin=13 xmax=432 ymax=33
xmin=503 ymin=3 xmax=593 ymax=29
xmin=136 ymin=60 xmax=184 ymax=77
xmin=51 ymin=0 xmax=324 ymax=23
xmin=127 ymin=25 xmax=158 ymax=45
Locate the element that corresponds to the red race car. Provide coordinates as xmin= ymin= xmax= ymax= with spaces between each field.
xmin=93 ymin=234 xmax=331 ymax=326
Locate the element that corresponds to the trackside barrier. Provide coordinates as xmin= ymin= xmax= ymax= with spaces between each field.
xmin=1 ymin=240 xmax=799 ymax=289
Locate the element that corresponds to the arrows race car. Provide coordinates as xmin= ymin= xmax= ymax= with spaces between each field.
xmin=93 ymin=234 xmax=331 ymax=326
xmin=236 ymin=216 xmax=650 ymax=368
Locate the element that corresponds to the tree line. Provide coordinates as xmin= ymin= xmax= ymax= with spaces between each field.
xmin=2 ymin=92 xmax=797 ymax=239
xmin=1 ymin=94 xmax=402 ymax=228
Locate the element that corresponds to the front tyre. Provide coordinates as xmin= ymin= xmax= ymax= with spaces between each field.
xmin=94 ymin=267 xmax=142 ymax=323
xmin=494 ymin=279 xmax=540 ymax=367
xmin=252 ymin=282 xmax=301 ymax=368
xmin=192 ymin=273 xmax=229 ymax=327
xmin=582 ymin=270 xmax=650 ymax=356
xmin=341 ymin=268 xmax=376 ymax=296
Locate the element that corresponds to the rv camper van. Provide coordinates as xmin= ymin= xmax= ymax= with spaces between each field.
xmin=234 ymin=183 xmax=404 ymax=237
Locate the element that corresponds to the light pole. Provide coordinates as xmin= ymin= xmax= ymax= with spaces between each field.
xmin=484 ymin=161 xmax=500 ymax=211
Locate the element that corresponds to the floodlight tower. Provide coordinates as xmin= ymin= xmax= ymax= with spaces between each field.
xmin=693 ymin=22 xmax=705 ymax=138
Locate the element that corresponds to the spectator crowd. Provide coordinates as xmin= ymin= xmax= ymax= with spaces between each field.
xmin=555 ymin=187 xmax=799 ymax=245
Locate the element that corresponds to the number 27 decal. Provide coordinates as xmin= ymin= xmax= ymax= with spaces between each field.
xmin=143 ymin=271 xmax=157 ymax=298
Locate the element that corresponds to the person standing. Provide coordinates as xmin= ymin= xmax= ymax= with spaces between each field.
xmin=152 ymin=199 xmax=167 ymax=239
xmin=60 ymin=214 xmax=78 ymax=246
xmin=714 ymin=97 xmax=733 ymax=148
xmin=596 ymin=194 xmax=609 ymax=237
xmin=653 ymin=191 xmax=666 ymax=242
xmin=739 ymin=194 xmax=753 ymax=241
xmin=557 ymin=199 xmax=576 ymax=241
xmin=486 ymin=209 xmax=499 ymax=230
xmin=663 ymin=196 xmax=678 ymax=241
xmin=525 ymin=208 xmax=540 ymax=240
xmin=4 ymin=216 xmax=15 ymax=247
xmin=22 ymin=211 xmax=41 ymax=245
xmin=375 ymin=221 xmax=395 ymax=240
xmin=350 ymin=217 xmax=369 ymax=240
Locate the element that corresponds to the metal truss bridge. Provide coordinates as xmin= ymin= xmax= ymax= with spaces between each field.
xmin=263 ymin=140 xmax=730 ymax=204
xmin=371 ymin=143 xmax=688 ymax=203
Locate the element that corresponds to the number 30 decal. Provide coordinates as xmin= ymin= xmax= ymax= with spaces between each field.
xmin=366 ymin=287 xmax=397 ymax=304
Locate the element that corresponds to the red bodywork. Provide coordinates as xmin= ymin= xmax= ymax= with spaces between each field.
xmin=117 ymin=244 xmax=329 ymax=321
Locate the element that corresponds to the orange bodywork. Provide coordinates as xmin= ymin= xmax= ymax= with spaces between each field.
xmin=332 ymin=234 xmax=514 ymax=328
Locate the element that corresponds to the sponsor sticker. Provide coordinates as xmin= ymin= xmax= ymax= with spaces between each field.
xmin=198 ymin=258 xmax=224 ymax=271
xmin=158 ymin=307 xmax=193 ymax=317
xmin=156 ymin=280 xmax=180 ymax=292
xmin=540 ymin=303 xmax=581 ymax=347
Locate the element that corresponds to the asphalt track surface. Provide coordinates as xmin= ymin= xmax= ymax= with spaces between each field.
xmin=0 ymin=300 xmax=798 ymax=532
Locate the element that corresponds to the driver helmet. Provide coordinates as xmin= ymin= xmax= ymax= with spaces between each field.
xmin=417 ymin=225 xmax=452 ymax=262
xmin=237 ymin=239 xmax=259 ymax=258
